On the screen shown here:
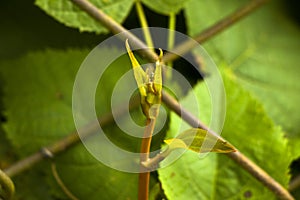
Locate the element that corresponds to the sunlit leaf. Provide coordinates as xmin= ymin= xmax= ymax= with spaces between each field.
xmin=165 ymin=128 xmax=236 ymax=153
xmin=125 ymin=40 xmax=147 ymax=97
xmin=158 ymin=70 xmax=292 ymax=199
xmin=185 ymin=0 xmax=300 ymax=158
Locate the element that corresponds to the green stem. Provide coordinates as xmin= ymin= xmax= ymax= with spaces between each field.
xmin=0 ymin=169 xmax=15 ymax=200
xmin=165 ymin=12 xmax=176 ymax=80
xmin=135 ymin=1 xmax=154 ymax=50
xmin=167 ymin=12 xmax=176 ymax=51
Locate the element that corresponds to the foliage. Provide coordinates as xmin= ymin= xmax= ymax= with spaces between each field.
xmin=158 ymin=69 xmax=292 ymax=199
xmin=185 ymin=0 xmax=300 ymax=158
xmin=0 ymin=0 xmax=299 ymax=199
xmin=0 ymin=49 xmax=140 ymax=199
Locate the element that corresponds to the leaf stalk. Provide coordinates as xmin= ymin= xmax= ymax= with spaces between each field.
xmin=135 ymin=1 xmax=154 ymax=50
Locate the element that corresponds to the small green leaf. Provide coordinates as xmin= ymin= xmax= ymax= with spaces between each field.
xmin=125 ymin=40 xmax=147 ymax=97
xmin=126 ymin=40 xmax=162 ymax=119
xmin=165 ymin=128 xmax=236 ymax=153
xmin=153 ymin=49 xmax=163 ymax=95
xmin=35 ymin=0 xmax=134 ymax=33
xmin=141 ymin=0 xmax=189 ymax=15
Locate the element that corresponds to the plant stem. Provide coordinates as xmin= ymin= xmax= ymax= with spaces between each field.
xmin=167 ymin=13 xmax=176 ymax=51
xmin=135 ymin=1 xmax=154 ymax=50
xmin=164 ymin=12 xmax=176 ymax=80
xmin=138 ymin=118 xmax=156 ymax=200
xmin=162 ymin=0 xmax=270 ymax=63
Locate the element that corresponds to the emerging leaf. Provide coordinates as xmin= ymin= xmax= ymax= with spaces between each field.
xmin=165 ymin=128 xmax=236 ymax=153
xmin=125 ymin=39 xmax=147 ymax=97
xmin=125 ymin=40 xmax=162 ymax=119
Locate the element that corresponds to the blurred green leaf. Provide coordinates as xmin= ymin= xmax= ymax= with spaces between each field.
xmin=185 ymin=0 xmax=300 ymax=158
xmin=158 ymin=70 xmax=292 ymax=199
xmin=35 ymin=0 xmax=134 ymax=33
xmin=0 ymin=49 xmax=140 ymax=199
xmin=141 ymin=0 xmax=189 ymax=15
xmin=165 ymin=128 xmax=236 ymax=153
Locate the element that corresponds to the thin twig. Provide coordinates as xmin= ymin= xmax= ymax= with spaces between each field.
xmin=162 ymin=0 xmax=270 ymax=63
xmin=289 ymin=174 xmax=300 ymax=192
xmin=165 ymin=12 xmax=176 ymax=80
xmin=135 ymin=0 xmax=154 ymax=49
xmin=139 ymin=118 xmax=156 ymax=200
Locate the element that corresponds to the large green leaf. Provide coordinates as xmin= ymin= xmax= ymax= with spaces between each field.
xmin=141 ymin=0 xmax=189 ymax=15
xmin=158 ymin=69 xmax=292 ymax=199
xmin=35 ymin=0 xmax=134 ymax=33
xmin=185 ymin=0 xmax=300 ymax=157
xmin=0 ymin=49 xmax=144 ymax=199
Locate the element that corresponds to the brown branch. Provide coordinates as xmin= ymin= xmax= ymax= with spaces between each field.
xmin=162 ymin=0 xmax=270 ymax=63
xmin=138 ymin=118 xmax=156 ymax=200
